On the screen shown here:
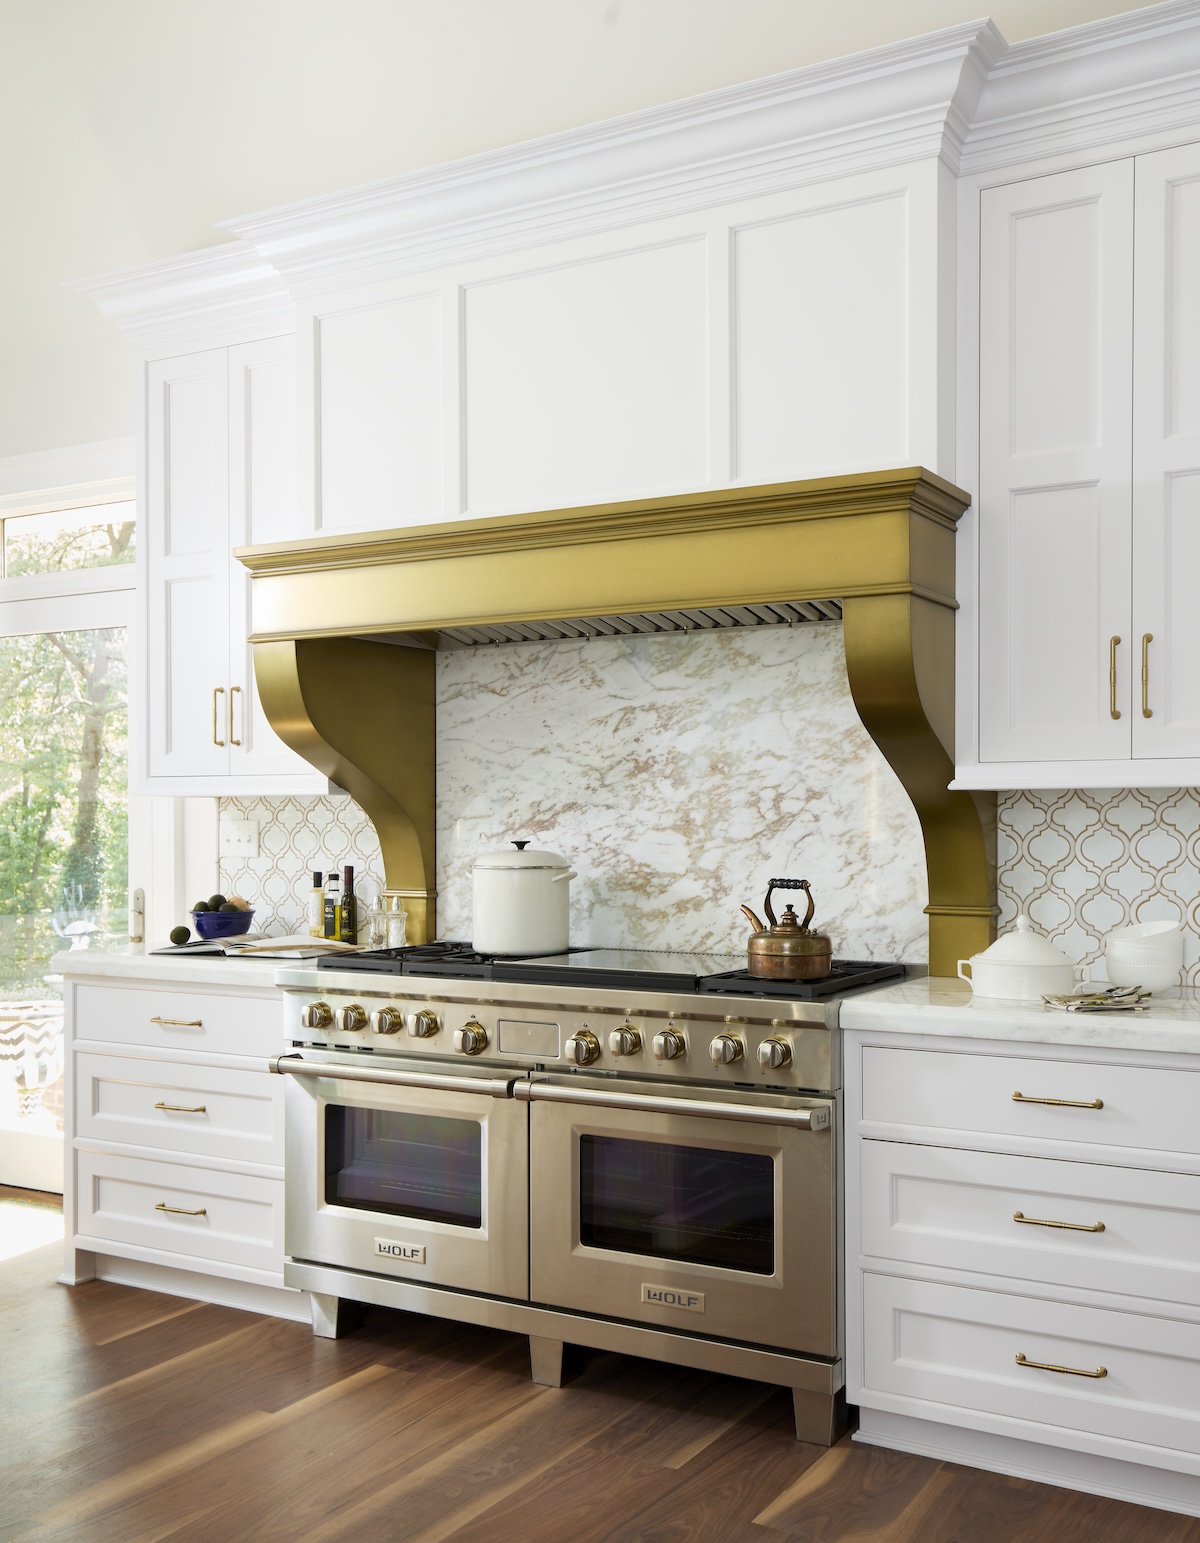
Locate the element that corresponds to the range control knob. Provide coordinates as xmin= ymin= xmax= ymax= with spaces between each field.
xmin=709 ymin=1033 xmax=744 ymax=1066
xmin=757 ymin=1037 xmax=792 ymax=1070
xmin=299 ymin=1001 xmax=332 ymax=1030
xmin=653 ymin=1029 xmax=686 ymax=1061
xmin=453 ymin=1020 xmax=488 ymax=1056
xmin=608 ymin=1026 xmax=642 ymax=1056
xmin=334 ymin=1003 xmax=368 ymax=1033
xmin=407 ymin=1009 xmax=440 ymax=1038
xmin=369 ymin=1007 xmax=403 ymax=1035
xmin=564 ymin=1030 xmax=601 ymax=1066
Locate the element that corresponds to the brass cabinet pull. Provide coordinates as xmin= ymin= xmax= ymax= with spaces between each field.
xmin=154 ymin=1101 xmax=207 ymax=1115
xmin=155 ymin=1201 xmax=207 ymax=1217
xmin=1109 ymin=636 xmax=1121 ymax=720
xmin=1015 ymin=1352 xmax=1106 ymax=1379
xmin=213 ymin=686 xmax=226 ymax=747
xmin=229 ymin=684 xmax=242 ymax=746
xmin=1142 ymin=633 xmax=1153 ymax=718
xmin=150 ymin=1015 xmax=203 ymax=1028
xmin=1013 ymin=1091 xmax=1103 ymax=1110
xmin=1013 ymin=1210 xmax=1105 ymax=1233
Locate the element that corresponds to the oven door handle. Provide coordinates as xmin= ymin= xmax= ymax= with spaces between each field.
xmin=269 ymin=1054 xmax=516 ymax=1100
xmin=515 ymin=1080 xmax=831 ymax=1130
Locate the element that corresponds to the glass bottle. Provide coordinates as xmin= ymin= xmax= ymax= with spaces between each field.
xmin=323 ymin=871 xmax=342 ymax=939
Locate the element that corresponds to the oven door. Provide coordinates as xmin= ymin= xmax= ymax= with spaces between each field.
xmin=523 ymin=1076 xmax=835 ymax=1356
xmin=274 ymin=1052 xmax=528 ymax=1299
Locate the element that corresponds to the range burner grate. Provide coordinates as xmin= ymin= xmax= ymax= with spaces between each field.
xmin=697 ymin=961 xmax=905 ymax=998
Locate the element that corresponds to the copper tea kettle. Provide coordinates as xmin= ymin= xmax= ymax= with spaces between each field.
xmin=741 ymin=878 xmax=832 ymax=981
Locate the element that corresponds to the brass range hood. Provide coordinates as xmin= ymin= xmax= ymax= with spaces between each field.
xmin=236 ymin=468 xmax=995 ymax=974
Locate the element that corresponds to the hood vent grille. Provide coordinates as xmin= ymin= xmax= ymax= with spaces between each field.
xmin=438 ymin=599 xmax=842 ymax=648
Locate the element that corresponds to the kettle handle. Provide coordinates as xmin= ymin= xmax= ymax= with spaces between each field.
xmin=765 ymin=878 xmax=814 ymax=930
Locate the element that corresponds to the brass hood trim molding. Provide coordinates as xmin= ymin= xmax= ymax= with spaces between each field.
xmin=239 ymin=467 xmax=995 ymax=971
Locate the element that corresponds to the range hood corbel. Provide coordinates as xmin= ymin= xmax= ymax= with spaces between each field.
xmin=238 ymin=468 xmax=995 ymax=970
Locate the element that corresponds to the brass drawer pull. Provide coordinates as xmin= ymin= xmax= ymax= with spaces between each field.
xmin=1013 ymin=1091 xmax=1103 ymax=1110
xmin=1015 ymin=1352 xmax=1106 ymax=1379
xmin=154 ymin=1101 xmax=207 ymax=1115
xmin=1013 ymin=1210 xmax=1104 ymax=1233
xmin=213 ymin=686 xmax=226 ymax=747
xmin=229 ymin=684 xmax=242 ymax=746
xmin=1142 ymin=632 xmax=1153 ymax=718
xmin=1109 ymin=635 xmax=1121 ymax=720
xmin=150 ymin=1016 xmax=203 ymax=1028
xmin=154 ymin=1202 xmax=207 ymax=1217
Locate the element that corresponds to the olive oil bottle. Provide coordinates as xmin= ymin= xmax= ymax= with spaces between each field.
xmin=339 ymin=865 xmax=357 ymax=945
xmin=323 ymin=871 xmax=342 ymax=939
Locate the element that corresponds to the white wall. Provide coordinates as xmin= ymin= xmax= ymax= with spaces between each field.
xmin=1 ymin=0 xmax=1167 ymax=459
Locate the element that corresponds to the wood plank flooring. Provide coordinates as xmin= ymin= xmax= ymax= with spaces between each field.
xmin=2 ymin=1237 xmax=1198 ymax=1541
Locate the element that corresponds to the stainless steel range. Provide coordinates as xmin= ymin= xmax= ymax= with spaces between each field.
xmin=271 ymin=944 xmax=904 ymax=1444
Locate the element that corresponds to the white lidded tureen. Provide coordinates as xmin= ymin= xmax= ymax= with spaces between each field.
xmin=957 ymin=915 xmax=1076 ymax=1001
xmin=472 ymin=840 xmax=577 ymax=957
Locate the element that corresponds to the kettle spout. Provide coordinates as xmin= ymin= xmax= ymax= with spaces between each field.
xmin=740 ymin=905 xmax=765 ymax=933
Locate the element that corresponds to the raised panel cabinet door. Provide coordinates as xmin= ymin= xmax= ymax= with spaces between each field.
xmin=227 ymin=337 xmax=321 ymax=784
xmin=978 ymin=162 xmax=1134 ymax=762
xmin=1133 ymin=142 xmax=1200 ymax=758
xmin=145 ymin=349 xmax=231 ymax=778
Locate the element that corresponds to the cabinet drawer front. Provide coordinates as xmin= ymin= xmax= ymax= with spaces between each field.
xmin=861 ymin=1141 xmax=1200 ymax=1308
xmin=74 ymin=985 xmax=279 ymax=1058
xmin=863 ymin=1273 xmax=1200 ymax=1460
xmin=860 ymin=1045 xmax=1198 ymax=1158
xmin=76 ymin=1053 xmax=282 ymax=1167
xmin=76 ymin=1150 xmax=282 ymax=1272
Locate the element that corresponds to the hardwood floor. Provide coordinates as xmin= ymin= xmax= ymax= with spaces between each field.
xmin=2 ymin=1241 xmax=1197 ymax=1542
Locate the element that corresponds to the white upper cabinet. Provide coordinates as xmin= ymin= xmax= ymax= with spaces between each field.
xmin=141 ymin=336 xmax=323 ymax=794
xmin=977 ymin=161 xmax=1134 ymax=766
xmin=1133 ymin=145 xmax=1200 ymax=759
xmin=963 ymin=141 xmax=1200 ymax=788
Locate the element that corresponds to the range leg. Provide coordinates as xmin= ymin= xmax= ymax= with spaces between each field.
xmin=310 ymin=1292 xmax=364 ymax=1339
xmin=529 ymin=1335 xmax=565 ymax=1387
xmin=791 ymin=1388 xmax=847 ymax=1446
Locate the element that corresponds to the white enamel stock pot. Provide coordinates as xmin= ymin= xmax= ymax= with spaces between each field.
xmin=472 ymin=841 xmax=577 ymax=957
xmin=957 ymin=915 xmax=1077 ymax=1001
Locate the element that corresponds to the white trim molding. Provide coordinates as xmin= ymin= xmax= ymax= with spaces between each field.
xmin=70 ymin=242 xmax=294 ymax=359
xmin=219 ymin=21 xmax=1003 ymax=293
xmin=0 ymin=437 xmax=135 ymax=516
xmin=74 ymin=4 xmax=1200 ymax=323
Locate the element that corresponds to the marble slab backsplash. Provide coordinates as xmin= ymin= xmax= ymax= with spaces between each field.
xmin=221 ymin=622 xmax=931 ymax=960
xmin=436 ymin=624 xmax=927 ymax=960
xmin=997 ymin=788 xmax=1200 ymax=986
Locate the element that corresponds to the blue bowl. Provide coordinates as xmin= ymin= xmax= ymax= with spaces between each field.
xmin=191 ymin=908 xmax=255 ymax=940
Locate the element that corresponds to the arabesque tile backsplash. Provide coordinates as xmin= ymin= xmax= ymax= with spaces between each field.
xmin=997 ymin=788 xmax=1200 ymax=985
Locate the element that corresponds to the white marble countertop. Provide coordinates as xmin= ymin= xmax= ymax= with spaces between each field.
xmin=841 ymin=975 xmax=1200 ymax=1053
xmin=52 ymin=950 xmax=285 ymax=991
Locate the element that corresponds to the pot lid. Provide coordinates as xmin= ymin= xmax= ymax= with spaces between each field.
xmin=473 ymin=840 xmax=570 ymax=871
xmin=972 ymin=914 xmax=1073 ymax=968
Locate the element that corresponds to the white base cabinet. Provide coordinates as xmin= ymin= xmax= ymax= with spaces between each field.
xmin=62 ymin=967 xmax=306 ymax=1321
xmin=846 ymin=1027 xmax=1200 ymax=1518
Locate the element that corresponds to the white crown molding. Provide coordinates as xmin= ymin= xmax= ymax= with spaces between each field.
xmin=74 ymin=3 xmax=1200 ymax=325
xmin=0 ymin=437 xmax=135 ymax=515
xmin=70 ymin=241 xmax=294 ymax=356
xmin=961 ymin=0 xmax=1200 ymax=175
xmin=221 ymin=21 xmax=1005 ymax=292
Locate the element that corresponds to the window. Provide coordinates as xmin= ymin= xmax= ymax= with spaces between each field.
xmin=0 ymin=485 xmax=135 ymax=1191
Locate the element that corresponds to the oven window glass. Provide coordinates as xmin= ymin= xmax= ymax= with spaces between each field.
xmin=324 ymin=1106 xmax=482 ymax=1227
xmin=579 ymin=1135 xmax=774 ymax=1274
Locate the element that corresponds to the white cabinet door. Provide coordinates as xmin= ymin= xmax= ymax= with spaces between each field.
xmin=227 ymin=337 xmax=319 ymax=783
xmin=145 ymin=349 xmax=231 ymax=778
xmin=1133 ymin=143 xmax=1200 ymax=759
xmin=978 ymin=162 xmax=1134 ymax=762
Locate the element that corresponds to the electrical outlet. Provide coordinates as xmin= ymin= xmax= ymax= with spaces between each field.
xmin=219 ymin=817 xmax=260 ymax=858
